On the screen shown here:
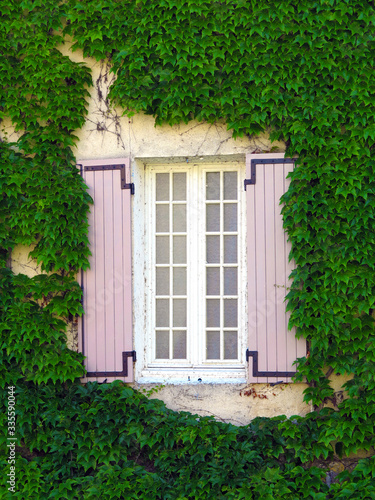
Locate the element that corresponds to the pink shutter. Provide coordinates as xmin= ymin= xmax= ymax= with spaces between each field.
xmin=78 ymin=158 xmax=134 ymax=382
xmin=246 ymin=153 xmax=306 ymax=383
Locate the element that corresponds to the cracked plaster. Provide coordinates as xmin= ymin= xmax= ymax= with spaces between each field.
xmin=135 ymin=382 xmax=312 ymax=425
xmin=56 ymin=41 xmax=285 ymax=161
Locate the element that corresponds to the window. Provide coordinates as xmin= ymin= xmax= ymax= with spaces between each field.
xmin=79 ymin=154 xmax=306 ymax=385
xmin=144 ymin=163 xmax=246 ymax=380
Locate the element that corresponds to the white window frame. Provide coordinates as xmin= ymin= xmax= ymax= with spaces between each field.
xmin=135 ymin=160 xmax=247 ymax=384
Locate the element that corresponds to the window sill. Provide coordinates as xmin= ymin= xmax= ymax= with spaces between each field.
xmin=138 ymin=366 xmax=247 ymax=384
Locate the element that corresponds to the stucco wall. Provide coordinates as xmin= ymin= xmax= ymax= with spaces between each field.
xmin=4 ymin=41 xmax=330 ymax=424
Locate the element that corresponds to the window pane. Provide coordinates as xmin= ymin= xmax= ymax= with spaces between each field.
xmin=206 ymin=235 xmax=220 ymax=263
xmin=173 ymin=236 xmax=186 ymax=263
xmin=156 ymin=331 xmax=169 ymax=359
xmin=224 ymin=172 xmax=237 ymax=200
xmin=206 ymin=267 xmax=220 ymax=295
xmin=156 ymin=267 xmax=169 ymax=295
xmin=207 ymin=299 xmax=220 ymax=327
xmin=156 ymin=173 xmax=169 ymax=201
xmin=173 ymin=267 xmax=186 ymax=295
xmin=156 ymin=205 xmax=169 ymax=232
xmin=206 ymin=172 xmax=220 ymax=200
xmin=224 ymin=204 xmax=237 ymax=232
xmin=173 ymin=299 xmax=186 ymax=327
xmin=206 ymin=331 xmax=220 ymax=359
xmin=156 ymin=299 xmax=169 ymax=327
xmin=224 ymin=299 xmax=237 ymax=327
xmin=173 ymin=173 xmax=186 ymax=200
xmin=173 ymin=204 xmax=186 ymax=232
xmin=156 ymin=236 xmax=169 ymax=264
xmin=206 ymin=204 xmax=220 ymax=232
xmin=224 ymin=235 xmax=237 ymax=263
xmin=173 ymin=331 xmax=187 ymax=359
xmin=224 ymin=331 xmax=238 ymax=359
xmin=224 ymin=268 xmax=237 ymax=295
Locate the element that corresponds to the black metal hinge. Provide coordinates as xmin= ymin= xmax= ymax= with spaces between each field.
xmin=86 ymin=350 xmax=137 ymax=378
xmin=246 ymin=349 xmax=296 ymax=378
xmin=84 ymin=164 xmax=135 ymax=194
xmin=244 ymin=158 xmax=295 ymax=190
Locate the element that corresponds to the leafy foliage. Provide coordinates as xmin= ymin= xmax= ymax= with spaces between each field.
xmin=1 ymin=0 xmax=375 ymax=497
xmin=0 ymin=382 xmax=330 ymax=499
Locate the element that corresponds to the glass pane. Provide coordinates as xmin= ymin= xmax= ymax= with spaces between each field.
xmin=206 ymin=204 xmax=220 ymax=232
xmin=224 ymin=331 xmax=238 ymax=359
xmin=224 ymin=172 xmax=237 ymax=200
xmin=224 ymin=267 xmax=237 ymax=295
xmin=224 ymin=299 xmax=237 ymax=327
xmin=224 ymin=235 xmax=237 ymax=263
xmin=173 ymin=299 xmax=186 ymax=327
xmin=156 ymin=173 xmax=169 ymax=201
xmin=156 ymin=236 xmax=169 ymax=264
xmin=173 ymin=204 xmax=186 ymax=232
xmin=173 ymin=267 xmax=186 ymax=295
xmin=156 ymin=205 xmax=169 ymax=232
xmin=207 ymin=299 xmax=220 ymax=327
xmin=224 ymin=204 xmax=237 ymax=232
xmin=156 ymin=299 xmax=169 ymax=327
xmin=156 ymin=267 xmax=169 ymax=295
xmin=206 ymin=235 xmax=220 ymax=263
xmin=173 ymin=172 xmax=186 ymax=200
xmin=173 ymin=236 xmax=186 ymax=264
xmin=206 ymin=267 xmax=220 ymax=295
xmin=156 ymin=331 xmax=169 ymax=359
xmin=206 ymin=172 xmax=220 ymax=200
xmin=173 ymin=331 xmax=187 ymax=359
xmin=206 ymin=331 xmax=220 ymax=359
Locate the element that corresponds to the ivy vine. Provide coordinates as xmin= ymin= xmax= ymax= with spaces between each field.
xmin=1 ymin=0 xmax=375 ymax=497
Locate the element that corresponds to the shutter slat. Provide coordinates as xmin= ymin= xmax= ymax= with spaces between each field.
xmin=284 ymin=162 xmax=298 ymax=377
xmin=265 ymin=163 xmax=277 ymax=379
xmin=113 ymin=171 xmax=125 ymax=372
xmin=94 ymin=171 xmax=107 ymax=382
xmin=104 ymin=171 xmax=115 ymax=375
xmin=274 ymin=163 xmax=288 ymax=376
xmin=84 ymin=170 xmax=97 ymax=377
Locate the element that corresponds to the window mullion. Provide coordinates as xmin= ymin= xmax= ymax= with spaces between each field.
xmin=220 ymin=171 xmax=224 ymax=361
xmin=169 ymin=172 xmax=173 ymax=360
xmin=192 ymin=163 xmax=200 ymax=366
xmin=187 ymin=167 xmax=192 ymax=364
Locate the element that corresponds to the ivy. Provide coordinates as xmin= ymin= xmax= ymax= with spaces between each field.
xmin=0 ymin=382 xmax=331 ymax=499
xmin=1 ymin=0 xmax=375 ymax=497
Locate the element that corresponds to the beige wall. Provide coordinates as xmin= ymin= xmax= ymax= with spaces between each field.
xmin=6 ymin=42 xmax=348 ymax=424
xmin=138 ymin=382 xmax=312 ymax=425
